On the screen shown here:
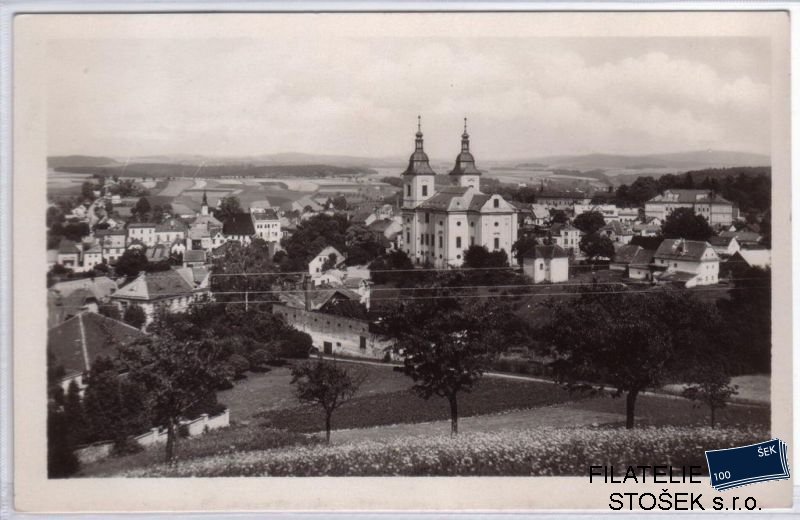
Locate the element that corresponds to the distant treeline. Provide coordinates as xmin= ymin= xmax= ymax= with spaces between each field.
xmin=615 ymin=167 xmax=771 ymax=215
xmin=54 ymin=163 xmax=377 ymax=179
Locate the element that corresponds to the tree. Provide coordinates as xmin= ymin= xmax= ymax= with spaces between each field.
xmin=215 ymin=195 xmax=243 ymax=220
xmin=682 ymin=369 xmax=738 ymax=428
xmin=47 ymin=403 xmax=80 ymax=478
xmin=462 ymin=245 xmax=508 ymax=269
xmin=511 ymin=235 xmax=539 ymax=266
xmin=661 ymin=208 xmax=714 ymax=241
xmin=331 ymin=196 xmax=348 ymax=211
xmin=345 ymin=225 xmax=385 ymax=266
xmin=123 ymin=304 xmax=147 ymax=329
xmin=115 ymin=248 xmax=149 ymax=278
xmin=579 ymin=232 xmax=614 ymax=262
xmin=382 ymin=299 xmax=508 ymax=434
xmin=290 ymin=361 xmax=365 ymax=443
xmin=280 ymin=214 xmax=349 ymax=272
xmin=63 ymin=379 xmax=88 ymax=447
xmin=550 ymin=209 xmax=568 ymax=224
xmin=210 ymin=238 xmax=277 ymax=305
xmin=369 ymin=250 xmax=414 ymax=286
xmin=81 ymin=181 xmax=98 ymax=201
xmin=119 ymin=331 xmax=228 ymax=461
xmin=132 ymin=197 xmax=151 ymax=221
xmin=539 ymin=287 xmax=719 ymax=428
xmin=573 ymin=211 xmax=606 ymax=235
xmin=82 ymin=356 xmax=150 ymax=447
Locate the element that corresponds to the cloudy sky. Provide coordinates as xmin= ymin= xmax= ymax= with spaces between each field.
xmin=46 ymin=29 xmax=771 ymax=161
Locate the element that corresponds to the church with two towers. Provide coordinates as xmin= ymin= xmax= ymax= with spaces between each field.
xmin=400 ymin=117 xmax=518 ymax=268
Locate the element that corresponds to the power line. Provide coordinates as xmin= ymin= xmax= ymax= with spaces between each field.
xmin=57 ymin=284 xmax=770 ymax=309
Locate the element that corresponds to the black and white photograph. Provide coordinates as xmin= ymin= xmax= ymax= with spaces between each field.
xmin=8 ymin=9 xmax=793 ymax=512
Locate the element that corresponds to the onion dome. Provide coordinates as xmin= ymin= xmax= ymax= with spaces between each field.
xmin=449 ymin=117 xmax=482 ymax=176
xmin=402 ymin=115 xmax=436 ymax=176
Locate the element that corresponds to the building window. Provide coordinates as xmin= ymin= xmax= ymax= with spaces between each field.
xmin=494 ymin=222 xmax=499 ymax=227
xmin=406 ymin=232 xmax=410 ymax=244
xmin=470 ymin=222 xmax=474 ymax=228
xmin=359 ymin=336 xmax=367 ymax=350
xmin=456 ymin=221 xmax=461 ymax=226
xmin=439 ymin=236 xmax=443 ymax=248
xmin=470 ymin=237 xmax=475 ymax=246
xmin=422 ymin=185 xmax=428 ymax=197
xmin=456 ymin=237 xmax=462 ymax=248
xmin=425 ymin=213 xmax=429 ymax=223
xmin=493 ymin=199 xmax=500 ymax=208
xmin=406 ymin=185 xmax=411 ymax=197
xmin=540 ymin=263 xmax=544 ymax=270
xmin=494 ymin=238 xmax=500 ymax=250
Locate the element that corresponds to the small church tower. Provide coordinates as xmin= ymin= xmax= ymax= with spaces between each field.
xmin=201 ymin=190 xmax=209 ymax=216
xmin=401 ymin=116 xmax=436 ymax=209
xmin=449 ymin=118 xmax=481 ymax=191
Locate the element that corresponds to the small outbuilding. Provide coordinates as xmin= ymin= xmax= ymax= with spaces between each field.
xmin=522 ymin=244 xmax=569 ymax=283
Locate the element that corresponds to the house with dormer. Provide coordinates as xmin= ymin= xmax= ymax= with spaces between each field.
xmin=653 ymin=238 xmax=720 ymax=287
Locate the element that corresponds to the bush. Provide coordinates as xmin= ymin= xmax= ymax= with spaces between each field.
xmin=112 ymin=436 xmax=144 ymax=457
xmin=120 ymin=426 xmax=765 ymax=477
xmin=227 ymin=354 xmax=250 ymax=380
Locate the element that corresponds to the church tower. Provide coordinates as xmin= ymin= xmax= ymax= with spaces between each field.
xmin=201 ymin=190 xmax=209 ymax=216
xmin=449 ymin=118 xmax=481 ymax=191
xmin=401 ymin=116 xmax=436 ymax=209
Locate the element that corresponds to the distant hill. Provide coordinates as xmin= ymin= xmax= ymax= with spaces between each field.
xmin=52 ymin=162 xmax=377 ymax=179
xmin=517 ymin=150 xmax=770 ymax=171
xmin=48 ymin=155 xmax=120 ymax=168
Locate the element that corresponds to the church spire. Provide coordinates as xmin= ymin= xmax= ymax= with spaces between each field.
xmin=461 ymin=117 xmax=470 ymax=152
xmin=403 ymin=115 xmax=436 ymax=176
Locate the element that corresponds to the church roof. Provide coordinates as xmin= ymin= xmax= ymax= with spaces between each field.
xmin=402 ymin=116 xmax=436 ymax=176
xmin=449 ymin=118 xmax=482 ymax=176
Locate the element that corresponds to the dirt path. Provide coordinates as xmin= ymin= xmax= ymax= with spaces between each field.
xmin=326 ymin=404 xmax=623 ymax=444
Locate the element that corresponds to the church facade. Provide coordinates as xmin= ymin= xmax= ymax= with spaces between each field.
xmin=401 ymin=118 xmax=517 ymax=268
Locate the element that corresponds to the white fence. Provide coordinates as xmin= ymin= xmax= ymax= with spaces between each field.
xmin=74 ymin=408 xmax=230 ymax=462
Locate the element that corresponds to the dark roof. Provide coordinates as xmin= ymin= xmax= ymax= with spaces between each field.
xmin=222 ymin=212 xmax=256 ymax=236
xmin=549 ymin=223 xmax=580 ymax=234
xmin=709 ymin=235 xmax=736 ymax=247
xmin=252 ymin=209 xmax=279 ymax=220
xmin=402 ymin=123 xmax=437 ymax=176
xmin=417 ymin=186 xmax=469 ymax=211
xmin=612 ymin=244 xmax=642 ymax=265
xmin=48 ymin=312 xmax=145 ymax=377
xmin=278 ymin=288 xmax=361 ymax=311
xmin=523 ymin=244 xmax=568 ymax=260
xmin=367 ymin=219 xmax=393 ymax=233
xmin=648 ymin=189 xmax=732 ymax=205
xmin=630 ymin=248 xmax=655 ymax=266
xmin=184 ymin=250 xmax=206 ymax=263
xmin=58 ymin=239 xmax=80 ymax=255
xmin=449 ymin=128 xmax=482 ymax=176
xmin=654 ymin=239 xmax=714 ymax=262
xmin=537 ymin=191 xmax=588 ymax=200
xmin=112 ymin=269 xmax=196 ymax=301
xmin=719 ymin=230 xmax=761 ymax=243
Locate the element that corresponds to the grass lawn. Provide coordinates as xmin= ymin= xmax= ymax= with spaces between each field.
xmin=218 ymin=362 xmax=415 ymax=423
xmin=566 ymin=393 xmax=769 ymax=429
xmin=257 ymin=378 xmax=578 ymax=433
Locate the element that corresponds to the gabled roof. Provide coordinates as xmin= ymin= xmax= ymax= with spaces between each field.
xmin=183 ymin=249 xmax=206 ymax=264
xmin=733 ymin=249 xmax=771 ymax=269
xmin=58 ymin=239 xmax=80 ymax=255
xmin=252 ymin=209 xmax=279 ymax=220
xmin=602 ymin=221 xmax=632 ymax=236
xmin=612 ymin=244 xmax=642 ymax=265
xmin=648 ymin=189 xmax=732 ymax=205
xmin=709 ymin=235 xmax=736 ymax=247
xmin=222 ymin=213 xmax=256 ymax=236
xmin=155 ymin=219 xmax=188 ymax=233
xmin=629 ymin=248 xmax=655 ymax=266
xmin=279 ymin=287 xmax=362 ymax=312
xmin=549 ymin=223 xmax=580 ymax=234
xmin=48 ymin=312 xmax=145 ymax=377
xmin=522 ymin=244 xmax=568 ymax=260
xmin=654 ymin=239 xmax=716 ymax=262
xmin=127 ymin=222 xmax=157 ymax=229
xmin=720 ymin=230 xmax=761 ymax=243
xmin=112 ymin=269 xmax=196 ymax=301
